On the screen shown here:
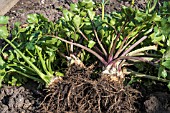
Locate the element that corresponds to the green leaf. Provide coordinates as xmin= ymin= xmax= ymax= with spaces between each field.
xmin=158 ymin=66 xmax=167 ymax=78
xmin=0 ymin=56 xmax=6 ymax=87
xmin=84 ymin=30 xmax=92 ymax=34
xmin=71 ymin=33 xmax=79 ymax=41
xmin=150 ymin=32 xmax=165 ymax=44
xmin=110 ymin=18 xmax=116 ymax=26
xmin=0 ymin=56 xmax=5 ymax=67
xmin=73 ymin=15 xmax=81 ymax=28
xmin=134 ymin=11 xmax=145 ymax=22
xmin=153 ymin=14 xmax=161 ymax=22
xmin=84 ymin=0 xmax=94 ymax=9
xmin=111 ymin=12 xmax=122 ymax=19
xmin=70 ymin=3 xmax=79 ymax=12
xmin=63 ymin=10 xmax=73 ymax=21
xmin=0 ymin=69 xmax=5 ymax=87
xmin=27 ymin=14 xmax=38 ymax=23
xmin=167 ymin=82 xmax=170 ymax=90
xmin=80 ymin=11 xmax=87 ymax=17
xmin=26 ymin=42 xmax=35 ymax=50
xmin=0 ymin=16 xmax=9 ymax=24
xmin=162 ymin=60 xmax=170 ymax=69
xmin=0 ymin=26 xmax=9 ymax=38
xmin=87 ymin=9 xmax=95 ymax=20
xmin=88 ymin=40 xmax=96 ymax=48
xmin=168 ymin=17 xmax=170 ymax=23
xmin=79 ymin=1 xmax=86 ymax=7
xmin=164 ymin=47 xmax=170 ymax=60
xmin=55 ymin=71 xmax=64 ymax=77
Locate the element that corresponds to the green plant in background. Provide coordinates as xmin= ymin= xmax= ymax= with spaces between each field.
xmin=146 ymin=0 xmax=158 ymax=13
xmin=0 ymin=14 xmax=64 ymax=87
xmin=0 ymin=0 xmax=170 ymax=87
xmin=153 ymin=1 xmax=170 ymax=88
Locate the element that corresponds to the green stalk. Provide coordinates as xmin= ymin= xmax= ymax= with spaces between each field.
xmin=146 ymin=0 xmax=158 ymax=14
xmin=90 ymin=20 xmax=107 ymax=57
xmin=2 ymin=36 xmax=17 ymax=52
xmin=3 ymin=38 xmax=51 ymax=84
xmin=8 ymin=69 xmax=43 ymax=83
xmin=8 ymin=63 xmax=37 ymax=75
xmin=35 ymin=45 xmax=53 ymax=77
xmin=127 ymin=69 xmax=170 ymax=83
xmin=148 ymin=0 xmax=158 ymax=13
xmin=46 ymin=58 xmax=53 ymax=74
xmin=102 ymin=2 xmax=104 ymax=20
xmin=131 ymin=0 xmax=135 ymax=6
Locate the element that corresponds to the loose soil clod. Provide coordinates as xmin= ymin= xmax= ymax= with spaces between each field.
xmin=0 ymin=85 xmax=42 ymax=113
xmin=40 ymin=64 xmax=140 ymax=113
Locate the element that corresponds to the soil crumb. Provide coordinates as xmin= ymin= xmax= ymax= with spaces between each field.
xmin=144 ymin=92 xmax=170 ymax=113
xmin=0 ymin=84 xmax=42 ymax=113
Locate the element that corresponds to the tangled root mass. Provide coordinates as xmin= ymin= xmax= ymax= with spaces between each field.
xmin=41 ymin=65 xmax=140 ymax=113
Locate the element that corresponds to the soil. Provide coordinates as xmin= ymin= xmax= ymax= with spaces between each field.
xmin=1 ymin=0 xmax=170 ymax=113
xmin=0 ymin=81 xmax=43 ymax=113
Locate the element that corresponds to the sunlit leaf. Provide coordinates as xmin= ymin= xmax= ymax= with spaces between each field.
xmin=162 ymin=60 xmax=170 ymax=69
xmin=55 ymin=71 xmax=64 ymax=77
xmin=27 ymin=14 xmax=38 ymax=23
xmin=80 ymin=11 xmax=87 ymax=16
xmin=73 ymin=15 xmax=81 ymax=28
xmin=0 ymin=26 xmax=9 ymax=38
xmin=164 ymin=47 xmax=170 ymax=60
xmin=158 ymin=66 xmax=167 ymax=78
xmin=87 ymin=9 xmax=95 ymax=20
xmin=84 ymin=0 xmax=94 ymax=9
xmin=0 ymin=16 xmax=9 ymax=24
xmin=167 ymin=82 xmax=170 ymax=90
xmin=88 ymin=40 xmax=96 ymax=48
xmin=71 ymin=33 xmax=79 ymax=41
xmin=70 ymin=3 xmax=79 ymax=12
xmin=0 ymin=69 xmax=6 ymax=87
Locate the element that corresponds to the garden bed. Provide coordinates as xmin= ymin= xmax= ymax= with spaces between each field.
xmin=1 ymin=0 xmax=170 ymax=113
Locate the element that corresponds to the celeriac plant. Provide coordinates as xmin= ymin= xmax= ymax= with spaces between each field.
xmin=0 ymin=0 xmax=170 ymax=87
xmin=50 ymin=0 xmax=161 ymax=82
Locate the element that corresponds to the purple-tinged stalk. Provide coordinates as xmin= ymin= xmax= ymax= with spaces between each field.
xmin=108 ymin=22 xmax=127 ymax=63
xmin=50 ymin=32 xmax=156 ymax=80
xmin=49 ymin=35 xmax=108 ymax=66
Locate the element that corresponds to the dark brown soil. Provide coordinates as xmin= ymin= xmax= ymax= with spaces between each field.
xmin=0 ymin=81 xmax=43 ymax=113
xmin=144 ymin=92 xmax=170 ymax=113
xmin=5 ymin=0 xmax=147 ymax=26
xmin=1 ymin=0 xmax=170 ymax=113
xmin=132 ymin=82 xmax=170 ymax=113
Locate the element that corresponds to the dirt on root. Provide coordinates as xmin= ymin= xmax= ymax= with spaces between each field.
xmin=39 ymin=64 xmax=140 ymax=113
